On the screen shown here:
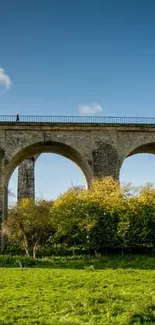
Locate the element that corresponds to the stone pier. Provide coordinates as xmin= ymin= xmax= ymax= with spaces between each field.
xmin=18 ymin=156 xmax=35 ymax=200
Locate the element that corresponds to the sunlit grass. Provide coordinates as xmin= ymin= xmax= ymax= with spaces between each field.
xmin=1 ymin=260 xmax=155 ymax=324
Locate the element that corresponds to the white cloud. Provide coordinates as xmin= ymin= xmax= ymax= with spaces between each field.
xmin=79 ymin=102 xmax=103 ymax=115
xmin=0 ymin=68 xmax=12 ymax=92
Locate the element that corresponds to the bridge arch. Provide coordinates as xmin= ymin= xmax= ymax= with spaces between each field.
xmin=126 ymin=142 xmax=155 ymax=158
xmin=119 ymin=141 xmax=155 ymax=164
xmin=5 ymin=140 xmax=92 ymax=190
xmin=120 ymin=141 xmax=155 ymax=184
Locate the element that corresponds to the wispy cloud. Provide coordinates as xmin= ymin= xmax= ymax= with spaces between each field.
xmin=0 ymin=68 xmax=12 ymax=92
xmin=79 ymin=102 xmax=103 ymax=115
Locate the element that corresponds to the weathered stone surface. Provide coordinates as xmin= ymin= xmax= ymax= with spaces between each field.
xmin=18 ymin=154 xmax=39 ymax=200
xmin=18 ymin=156 xmax=35 ymax=200
xmin=92 ymin=142 xmax=121 ymax=179
xmin=0 ymin=123 xmax=155 ymax=217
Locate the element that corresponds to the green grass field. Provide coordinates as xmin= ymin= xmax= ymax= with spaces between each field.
xmin=1 ymin=257 xmax=155 ymax=325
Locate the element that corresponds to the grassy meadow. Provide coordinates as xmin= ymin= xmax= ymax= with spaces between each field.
xmin=1 ymin=256 xmax=155 ymax=324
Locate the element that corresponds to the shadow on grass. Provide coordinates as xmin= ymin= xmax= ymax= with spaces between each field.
xmin=129 ymin=305 xmax=155 ymax=324
xmin=1 ymin=254 xmax=155 ymax=270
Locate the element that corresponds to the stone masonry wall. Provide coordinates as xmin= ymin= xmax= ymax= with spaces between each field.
xmin=17 ymin=156 xmax=35 ymax=200
xmin=0 ymin=123 xmax=155 ymax=210
xmin=92 ymin=141 xmax=121 ymax=180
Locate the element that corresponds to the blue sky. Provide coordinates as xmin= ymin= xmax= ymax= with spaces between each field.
xmin=0 ymin=0 xmax=155 ymax=200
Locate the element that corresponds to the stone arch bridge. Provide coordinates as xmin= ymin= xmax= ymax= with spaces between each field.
xmin=1 ymin=115 xmax=155 ymax=220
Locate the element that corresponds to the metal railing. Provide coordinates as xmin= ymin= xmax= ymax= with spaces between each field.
xmin=0 ymin=115 xmax=155 ymax=125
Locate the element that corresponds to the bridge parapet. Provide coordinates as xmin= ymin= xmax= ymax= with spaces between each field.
xmin=0 ymin=115 xmax=155 ymax=126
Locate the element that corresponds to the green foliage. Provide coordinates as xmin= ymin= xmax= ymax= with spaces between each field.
xmin=4 ymin=177 xmax=155 ymax=255
xmin=4 ymin=199 xmax=55 ymax=258
xmin=1 ymin=253 xmax=155 ymax=269
xmin=51 ymin=177 xmax=126 ymax=254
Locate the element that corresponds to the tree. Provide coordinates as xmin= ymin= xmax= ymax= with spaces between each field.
xmin=51 ymin=187 xmax=85 ymax=244
xmin=51 ymin=177 xmax=126 ymax=254
xmin=4 ymin=199 xmax=55 ymax=258
xmin=127 ymin=184 xmax=155 ymax=250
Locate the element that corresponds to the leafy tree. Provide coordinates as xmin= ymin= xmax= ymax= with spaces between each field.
xmin=51 ymin=177 xmax=126 ymax=254
xmin=81 ymin=177 xmax=128 ymax=254
xmin=4 ymin=199 xmax=55 ymax=258
xmin=6 ymin=178 xmax=155 ymax=257
xmin=51 ymin=187 xmax=85 ymax=244
xmin=127 ymin=184 xmax=155 ymax=250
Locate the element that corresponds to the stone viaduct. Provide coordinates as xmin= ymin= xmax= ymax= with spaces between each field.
xmin=1 ymin=115 xmax=155 ymax=222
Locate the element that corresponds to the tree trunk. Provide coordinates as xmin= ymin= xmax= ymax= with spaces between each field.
xmin=24 ymin=247 xmax=30 ymax=257
xmin=33 ymin=241 xmax=39 ymax=259
xmin=22 ymin=234 xmax=30 ymax=257
xmin=33 ymin=245 xmax=36 ymax=259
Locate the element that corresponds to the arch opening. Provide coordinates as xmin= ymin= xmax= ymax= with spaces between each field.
xmin=35 ymin=153 xmax=87 ymax=200
xmin=7 ymin=141 xmax=91 ymax=204
xmin=120 ymin=142 xmax=155 ymax=187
